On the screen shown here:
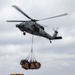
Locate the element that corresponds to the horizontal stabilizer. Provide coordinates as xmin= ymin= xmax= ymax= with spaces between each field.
xmin=54 ymin=36 xmax=62 ymax=40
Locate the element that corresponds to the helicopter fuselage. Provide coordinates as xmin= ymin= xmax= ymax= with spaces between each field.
xmin=16 ymin=21 xmax=52 ymax=40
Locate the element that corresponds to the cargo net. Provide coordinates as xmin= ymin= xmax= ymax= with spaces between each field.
xmin=20 ymin=35 xmax=41 ymax=70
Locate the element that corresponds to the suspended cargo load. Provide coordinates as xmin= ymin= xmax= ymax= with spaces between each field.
xmin=20 ymin=35 xmax=41 ymax=70
xmin=20 ymin=50 xmax=41 ymax=70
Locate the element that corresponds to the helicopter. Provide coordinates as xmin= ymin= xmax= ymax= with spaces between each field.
xmin=7 ymin=5 xmax=68 ymax=43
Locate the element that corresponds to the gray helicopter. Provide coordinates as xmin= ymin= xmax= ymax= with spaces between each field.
xmin=7 ymin=5 xmax=68 ymax=43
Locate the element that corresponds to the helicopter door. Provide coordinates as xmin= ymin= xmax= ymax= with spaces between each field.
xmin=34 ymin=27 xmax=39 ymax=32
xmin=32 ymin=25 xmax=39 ymax=32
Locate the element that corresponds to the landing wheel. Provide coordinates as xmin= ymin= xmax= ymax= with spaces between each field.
xmin=50 ymin=40 xmax=52 ymax=43
xmin=23 ymin=32 xmax=26 ymax=35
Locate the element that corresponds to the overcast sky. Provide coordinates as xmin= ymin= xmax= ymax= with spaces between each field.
xmin=0 ymin=0 xmax=75 ymax=75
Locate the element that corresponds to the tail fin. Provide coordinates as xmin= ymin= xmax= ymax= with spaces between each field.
xmin=52 ymin=27 xmax=59 ymax=38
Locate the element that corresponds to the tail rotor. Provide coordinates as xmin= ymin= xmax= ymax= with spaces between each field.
xmin=53 ymin=27 xmax=59 ymax=33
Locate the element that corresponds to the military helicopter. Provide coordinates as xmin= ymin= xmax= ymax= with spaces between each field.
xmin=7 ymin=5 xmax=68 ymax=43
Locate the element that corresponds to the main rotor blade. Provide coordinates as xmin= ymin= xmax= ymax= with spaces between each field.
xmin=12 ymin=5 xmax=33 ymax=20
xmin=7 ymin=20 xmax=29 ymax=22
xmin=38 ymin=13 xmax=68 ymax=21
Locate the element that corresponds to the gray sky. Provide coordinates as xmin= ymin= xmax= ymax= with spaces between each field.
xmin=0 ymin=0 xmax=75 ymax=75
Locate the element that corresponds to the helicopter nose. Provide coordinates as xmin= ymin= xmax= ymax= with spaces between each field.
xmin=16 ymin=24 xmax=19 ymax=27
